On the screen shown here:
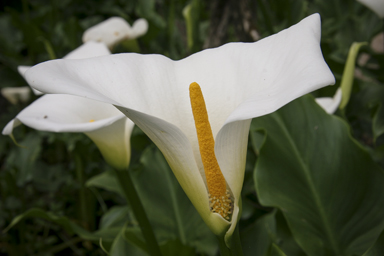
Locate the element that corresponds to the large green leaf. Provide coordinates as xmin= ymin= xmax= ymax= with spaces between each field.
xmin=362 ymin=230 xmax=384 ymax=256
xmin=110 ymin=226 xmax=147 ymax=256
xmin=240 ymin=209 xmax=306 ymax=256
xmin=363 ymin=232 xmax=384 ymax=256
xmin=241 ymin=211 xmax=276 ymax=256
xmin=252 ymin=95 xmax=384 ymax=256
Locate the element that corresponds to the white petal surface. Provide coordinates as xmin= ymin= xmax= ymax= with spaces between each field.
xmin=26 ymin=14 xmax=335 ymax=237
xmin=2 ymin=94 xmax=125 ymax=134
xmin=357 ymin=0 xmax=384 ymax=18
xmin=86 ymin=117 xmax=134 ymax=170
xmin=315 ymin=88 xmax=342 ymax=114
xmin=18 ymin=42 xmax=110 ymax=96
xmin=18 ymin=66 xmax=43 ymax=95
xmin=63 ymin=41 xmax=111 ymax=59
xmin=18 ymin=66 xmax=29 ymax=76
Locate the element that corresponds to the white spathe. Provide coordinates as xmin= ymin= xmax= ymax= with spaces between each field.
xmin=25 ymin=14 xmax=335 ymax=244
xmin=315 ymin=88 xmax=342 ymax=114
xmin=357 ymin=0 xmax=384 ymax=18
xmin=2 ymin=94 xmax=133 ymax=170
xmin=5 ymin=41 xmax=134 ymax=170
xmin=18 ymin=41 xmax=111 ymax=95
xmin=1 ymin=86 xmax=31 ymax=105
xmin=82 ymin=17 xmax=149 ymax=49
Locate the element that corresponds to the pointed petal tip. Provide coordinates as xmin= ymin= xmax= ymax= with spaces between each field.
xmin=2 ymin=119 xmax=15 ymax=136
xmin=17 ymin=66 xmax=30 ymax=77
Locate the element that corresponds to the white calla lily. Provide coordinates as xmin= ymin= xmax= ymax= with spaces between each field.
xmin=82 ymin=17 xmax=148 ymax=49
xmin=4 ymin=41 xmax=134 ymax=170
xmin=315 ymin=88 xmax=342 ymax=114
xmin=2 ymin=94 xmax=133 ymax=170
xmin=25 ymin=14 xmax=335 ymax=243
xmin=1 ymin=86 xmax=31 ymax=105
xmin=357 ymin=0 xmax=384 ymax=18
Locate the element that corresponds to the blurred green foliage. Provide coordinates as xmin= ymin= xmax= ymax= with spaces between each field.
xmin=1 ymin=0 xmax=384 ymax=255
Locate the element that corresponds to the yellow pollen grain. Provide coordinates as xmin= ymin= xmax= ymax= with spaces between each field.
xmin=89 ymin=119 xmax=95 ymax=122
xmin=189 ymin=82 xmax=232 ymax=220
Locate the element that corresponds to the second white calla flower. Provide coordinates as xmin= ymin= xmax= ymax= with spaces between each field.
xmin=4 ymin=41 xmax=134 ymax=170
xmin=82 ymin=17 xmax=148 ymax=49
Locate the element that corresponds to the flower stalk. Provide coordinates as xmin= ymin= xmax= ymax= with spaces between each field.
xmin=217 ymin=226 xmax=243 ymax=256
xmin=113 ymin=168 xmax=163 ymax=256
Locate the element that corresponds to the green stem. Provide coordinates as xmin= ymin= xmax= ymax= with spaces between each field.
xmin=74 ymin=155 xmax=89 ymax=230
xmin=113 ymin=169 xmax=163 ymax=256
xmin=217 ymin=226 xmax=244 ymax=256
xmin=217 ymin=237 xmax=232 ymax=256
xmin=230 ymin=226 xmax=244 ymax=256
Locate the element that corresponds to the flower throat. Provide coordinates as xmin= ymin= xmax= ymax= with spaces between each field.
xmin=189 ymin=82 xmax=233 ymax=220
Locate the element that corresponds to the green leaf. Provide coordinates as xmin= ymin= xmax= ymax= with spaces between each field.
xmin=6 ymin=133 xmax=42 ymax=186
xmin=4 ymin=208 xmax=96 ymax=240
xmin=159 ymin=240 xmax=196 ymax=256
xmin=135 ymin=0 xmax=166 ymax=28
xmin=86 ymin=171 xmax=124 ymax=196
xmin=3 ymin=207 xmax=133 ymax=246
xmin=133 ymin=147 xmax=217 ymax=255
xmin=252 ymin=95 xmax=384 ymax=256
xmin=269 ymin=244 xmax=287 ymax=256
xmin=241 ymin=210 xmax=306 ymax=256
xmin=339 ymin=42 xmax=367 ymax=109
xmin=123 ymin=227 xmax=149 ymax=254
xmin=363 ymin=231 xmax=384 ymax=256
xmin=99 ymin=206 xmax=130 ymax=230
xmin=354 ymin=81 xmax=384 ymax=141
xmin=110 ymin=227 xmax=147 ymax=256
xmin=274 ymin=211 xmax=306 ymax=256
xmin=372 ymin=103 xmax=384 ymax=141
xmin=241 ymin=211 xmax=276 ymax=256
xmin=37 ymin=36 xmax=56 ymax=59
